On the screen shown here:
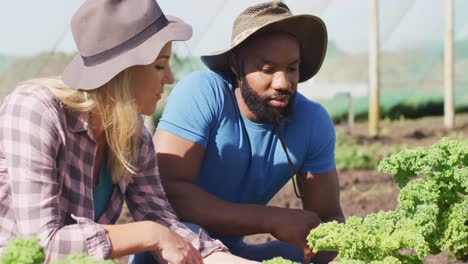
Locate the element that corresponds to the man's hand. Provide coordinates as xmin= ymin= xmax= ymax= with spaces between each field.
xmin=268 ymin=207 xmax=321 ymax=264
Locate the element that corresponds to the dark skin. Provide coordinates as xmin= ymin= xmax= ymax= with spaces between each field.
xmin=154 ymin=32 xmax=344 ymax=264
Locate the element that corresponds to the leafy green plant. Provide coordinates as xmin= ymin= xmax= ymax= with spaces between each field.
xmin=335 ymin=140 xmax=379 ymax=170
xmin=334 ymin=132 xmax=400 ymax=171
xmin=0 ymin=237 xmax=115 ymax=264
xmin=262 ymin=256 xmax=300 ymax=264
xmin=0 ymin=238 xmax=44 ymax=264
xmin=307 ymin=138 xmax=467 ymax=264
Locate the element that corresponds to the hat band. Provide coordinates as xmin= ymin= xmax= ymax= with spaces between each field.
xmin=82 ymin=15 xmax=169 ymax=66
xmin=231 ymin=27 xmax=259 ymax=46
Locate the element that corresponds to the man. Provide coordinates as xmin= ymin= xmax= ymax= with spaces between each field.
xmin=154 ymin=2 xmax=344 ymax=263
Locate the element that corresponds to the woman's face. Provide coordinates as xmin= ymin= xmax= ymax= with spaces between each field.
xmin=129 ymin=42 xmax=174 ymax=115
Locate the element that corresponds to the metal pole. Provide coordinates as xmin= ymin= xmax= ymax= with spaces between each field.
xmin=444 ymin=0 xmax=455 ymax=129
xmin=369 ymin=0 xmax=380 ymax=137
xmin=347 ymin=92 xmax=354 ymax=132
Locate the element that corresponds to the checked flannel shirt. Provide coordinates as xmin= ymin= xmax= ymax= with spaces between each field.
xmin=0 ymin=84 xmax=227 ymax=262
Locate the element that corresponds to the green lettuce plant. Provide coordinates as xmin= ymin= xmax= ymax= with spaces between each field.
xmin=0 ymin=237 xmax=115 ymax=264
xmin=307 ymin=138 xmax=467 ymax=264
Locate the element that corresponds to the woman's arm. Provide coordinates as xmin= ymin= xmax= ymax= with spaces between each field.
xmin=204 ymin=252 xmax=259 ymax=264
xmin=124 ymin=129 xmax=228 ymax=258
xmin=103 ymin=221 xmax=203 ymax=264
xmin=104 ymin=219 xmax=259 ymax=264
xmin=102 ymin=222 xmax=157 ymax=258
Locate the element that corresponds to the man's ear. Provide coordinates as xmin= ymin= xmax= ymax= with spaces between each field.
xmin=228 ymin=51 xmax=239 ymax=79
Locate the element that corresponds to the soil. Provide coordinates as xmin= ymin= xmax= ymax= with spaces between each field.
xmin=115 ymin=114 xmax=468 ymax=264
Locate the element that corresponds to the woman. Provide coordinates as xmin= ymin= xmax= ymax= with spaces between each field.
xmin=0 ymin=0 xmax=257 ymax=263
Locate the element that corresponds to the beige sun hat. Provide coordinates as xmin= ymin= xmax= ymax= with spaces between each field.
xmin=201 ymin=1 xmax=327 ymax=83
xmin=62 ymin=0 xmax=192 ymax=90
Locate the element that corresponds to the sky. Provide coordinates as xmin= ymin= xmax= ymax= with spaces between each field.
xmin=1 ymin=0 xmax=468 ymax=56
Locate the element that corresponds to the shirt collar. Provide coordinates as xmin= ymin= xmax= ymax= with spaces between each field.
xmin=66 ymin=108 xmax=91 ymax=133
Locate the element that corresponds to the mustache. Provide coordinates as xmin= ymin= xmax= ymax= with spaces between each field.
xmin=267 ymin=90 xmax=294 ymax=100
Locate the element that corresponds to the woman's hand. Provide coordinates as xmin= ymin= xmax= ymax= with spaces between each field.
xmin=104 ymin=221 xmax=202 ymax=263
xmin=153 ymin=225 xmax=204 ymax=264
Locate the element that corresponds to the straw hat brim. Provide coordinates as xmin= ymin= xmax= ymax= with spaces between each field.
xmin=62 ymin=16 xmax=192 ymax=90
xmin=201 ymin=15 xmax=327 ymax=83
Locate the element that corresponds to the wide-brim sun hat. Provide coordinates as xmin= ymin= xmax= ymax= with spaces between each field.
xmin=62 ymin=0 xmax=192 ymax=90
xmin=201 ymin=1 xmax=327 ymax=83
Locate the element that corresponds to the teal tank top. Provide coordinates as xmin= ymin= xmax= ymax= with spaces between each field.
xmin=93 ymin=152 xmax=114 ymax=221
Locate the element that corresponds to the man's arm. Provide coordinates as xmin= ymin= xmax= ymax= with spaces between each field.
xmin=302 ymin=169 xmax=344 ymax=223
xmin=154 ymin=129 xmax=276 ymax=237
xmin=154 ymin=129 xmax=322 ymax=238
xmin=301 ymin=169 xmax=345 ymax=263
xmin=155 ymin=129 xmax=339 ymax=263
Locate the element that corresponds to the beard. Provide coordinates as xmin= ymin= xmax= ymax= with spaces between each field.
xmin=239 ymin=79 xmax=296 ymax=125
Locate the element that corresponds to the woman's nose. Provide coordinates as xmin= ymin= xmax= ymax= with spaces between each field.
xmin=165 ymin=67 xmax=175 ymax=85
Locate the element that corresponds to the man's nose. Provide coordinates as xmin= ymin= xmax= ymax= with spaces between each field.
xmin=271 ymin=71 xmax=292 ymax=92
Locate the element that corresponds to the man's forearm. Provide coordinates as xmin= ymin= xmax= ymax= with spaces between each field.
xmin=165 ymin=180 xmax=276 ymax=237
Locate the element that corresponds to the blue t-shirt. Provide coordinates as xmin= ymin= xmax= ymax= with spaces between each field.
xmin=158 ymin=70 xmax=335 ymax=244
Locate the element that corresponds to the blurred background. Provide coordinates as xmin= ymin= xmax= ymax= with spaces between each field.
xmin=1 ymin=0 xmax=468 ymax=127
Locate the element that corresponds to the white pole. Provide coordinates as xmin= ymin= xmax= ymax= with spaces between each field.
xmin=444 ymin=0 xmax=455 ymax=129
xmin=348 ymin=92 xmax=354 ymax=132
xmin=369 ymin=0 xmax=380 ymax=137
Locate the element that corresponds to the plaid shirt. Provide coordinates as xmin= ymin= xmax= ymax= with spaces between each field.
xmin=0 ymin=85 xmax=227 ymax=262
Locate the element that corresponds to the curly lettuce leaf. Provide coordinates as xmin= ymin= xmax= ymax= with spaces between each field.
xmin=0 ymin=238 xmax=45 ymax=264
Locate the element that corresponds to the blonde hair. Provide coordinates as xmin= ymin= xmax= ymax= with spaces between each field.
xmin=20 ymin=72 xmax=141 ymax=183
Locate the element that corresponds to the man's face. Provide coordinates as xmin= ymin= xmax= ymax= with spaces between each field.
xmin=235 ymin=32 xmax=300 ymax=125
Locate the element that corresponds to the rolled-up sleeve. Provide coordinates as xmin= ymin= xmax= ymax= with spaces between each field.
xmin=0 ymin=89 xmax=111 ymax=261
xmin=125 ymin=129 xmax=228 ymax=257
